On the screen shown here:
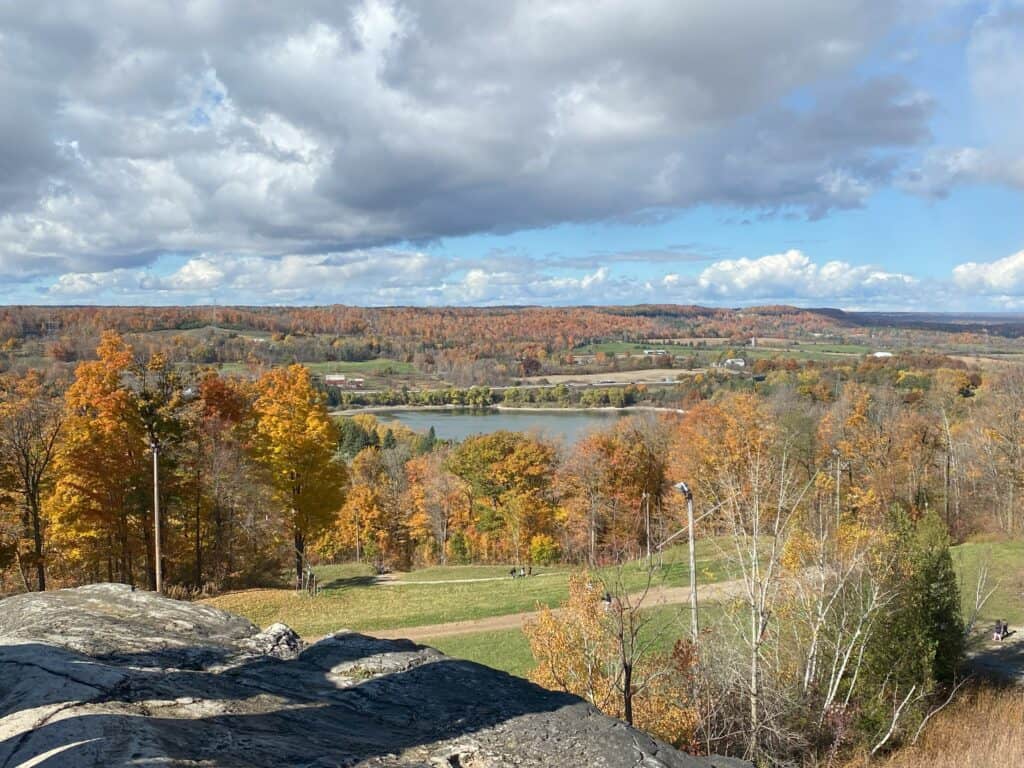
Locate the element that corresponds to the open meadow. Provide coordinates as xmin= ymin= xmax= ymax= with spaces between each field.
xmin=203 ymin=539 xmax=737 ymax=639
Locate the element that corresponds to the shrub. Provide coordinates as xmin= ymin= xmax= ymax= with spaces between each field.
xmin=529 ymin=533 xmax=560 ymax=565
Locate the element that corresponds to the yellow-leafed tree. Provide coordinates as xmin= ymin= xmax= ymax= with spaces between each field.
xmin=252 ymin=364 xmax=346 ymax=588
xmin=526 ymin=572 xmax=697 ymax=747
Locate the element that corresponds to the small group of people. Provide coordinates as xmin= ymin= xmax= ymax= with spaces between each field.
xmin=993 ymin=619 xmax=1011 ymax=641
xmin=509 ymin=565 xmax=533 ymax=579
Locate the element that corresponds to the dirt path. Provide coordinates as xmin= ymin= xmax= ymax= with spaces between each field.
xmin=371 ymin=578 xmax=748 ymax=642
xmin=967 ymin=635 xmax=1024 ymax=684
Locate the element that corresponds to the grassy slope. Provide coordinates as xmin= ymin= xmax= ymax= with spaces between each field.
xmin=207 ymin=539 xmax=1024 ymax=679
xmin=951 ymin=539 xmax=1024 ymax=629
xmin=425 ymin=601 xmax=721 ymax=679
xmin=203 ymin=540 xmax=736 ymax=638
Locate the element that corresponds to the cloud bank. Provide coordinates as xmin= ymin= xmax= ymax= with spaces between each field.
xmin=1 ymin=1 xmax=941 ymax=281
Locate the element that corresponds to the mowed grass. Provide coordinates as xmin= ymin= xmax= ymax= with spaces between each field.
xmin=203 ymin=539 xmax=737 ymax=639
xmin=426 ymin=628 xmax=533 ymax=677
xmin=426 ymin=600 xmax=728 ymax=678
xmin=302 ymin=359 xmax=416 ymax=375
xmin=952 ymin=539 xmax=1024 ymax=629
xmin=394 ymin=564 xmax=566 ymax=582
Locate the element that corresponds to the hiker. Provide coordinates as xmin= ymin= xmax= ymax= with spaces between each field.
xmin=519 ymin=566 xmax=526 ymax=578
xmin=994 ymin=620 xmax=1009 ymax=641
xmin=527 ymin=565 xmax=532 ymax=577
xmin=510 ymin=567 xmax=517 ymax=579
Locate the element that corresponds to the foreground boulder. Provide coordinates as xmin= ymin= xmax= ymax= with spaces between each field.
xmin=0 ymin=585 xmax=745 ymax=768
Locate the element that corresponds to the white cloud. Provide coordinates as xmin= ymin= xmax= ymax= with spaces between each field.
xmin=38 ymin=247 xmax=942 ymax=309
xmin=693 ymin=249 xmax=917 ymax=301
xmin=901 ymin=1 xmax=1024 ymax=196
xmin=952 ymin=250 xmax=1024 ymax=295
xmin=0 ymin=0 xmax=950 ymax=286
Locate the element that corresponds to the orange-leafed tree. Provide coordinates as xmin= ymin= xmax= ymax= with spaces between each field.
xmin=47 ymin=332 xmax=149 ymax=585
xmin=404 ymin=448 xmax=469 ymax=565
xmin=0 ymin=370 xmax=64 ymax=590
xmin=327 ymin=446 xmax=406 ymax=567
xmin=526 ymin=571 xmax=697 ymax=746
xmin=559 ymin=416 xmax=670 ymax=564
xmin=252 ymin=364 xmax=346 ymax=589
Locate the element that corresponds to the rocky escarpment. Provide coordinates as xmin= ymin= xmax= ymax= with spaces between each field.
xmin=0 ymin=584 xmax=746 ymax=767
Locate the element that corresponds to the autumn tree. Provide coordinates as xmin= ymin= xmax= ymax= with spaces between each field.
xmin=0 ymin=370 xmax=64 ymax=590
xmin=47 ymin=332 xmax=150 ymax=586
xmin=404 ymin=448 xmax=469 ymax=564
xmin=526 ymin=571 xmax=697 ymax=746
xmin=252 ymin=364 xmax=347 ymax=588
xmin=175 ymin=371 xmax=271 ymax=588
xmin=446 ymin=431 xmax=557 ymax=563
xmin=559 ymin=416 xmax=671 ymax=564
xmin=673 ymin=393 xmax=809 ymax=759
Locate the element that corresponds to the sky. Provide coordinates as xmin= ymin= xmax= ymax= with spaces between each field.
xmin=0 ymin=0 xmax=1022 ymax=309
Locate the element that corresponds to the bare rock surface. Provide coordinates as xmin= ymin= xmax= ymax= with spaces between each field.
xmin=0 ymin=584 xmax=746 ymax=768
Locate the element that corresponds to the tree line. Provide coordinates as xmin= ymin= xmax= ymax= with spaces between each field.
xmin=0 ymin=330 xmax=1019 ymax=591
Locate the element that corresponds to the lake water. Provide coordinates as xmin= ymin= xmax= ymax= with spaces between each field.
xmin=371 ymin=408 xmax=628 ymax=445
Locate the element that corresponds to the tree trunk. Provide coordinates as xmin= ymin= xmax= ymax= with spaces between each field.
xmin=622 ymin=662 xmax=634 ymax=725
xmin=141 ymin=508 xmax=154 ymax=590
xmin=749 ymin=605 xmax=760 ymax=759
xmin=194 ymin=485 xmax=203 ymax=588
xmin=30 ymin=499 xmax=45 ymax=591
xmin=294 ymin=529 xmax=305 ymax=591
xmin=23 ymin=488 xmax=46 ymax=591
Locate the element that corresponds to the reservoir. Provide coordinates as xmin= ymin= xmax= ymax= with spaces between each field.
xmin=370 ymin=407 xmax=630 ymax=445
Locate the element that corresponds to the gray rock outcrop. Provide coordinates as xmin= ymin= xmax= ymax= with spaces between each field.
xmin=0 ymin=584 xmax=745 ymax=767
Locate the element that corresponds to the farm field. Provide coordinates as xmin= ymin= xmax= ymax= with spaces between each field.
xmin=572 ymin=339 xmax=880 ymax=362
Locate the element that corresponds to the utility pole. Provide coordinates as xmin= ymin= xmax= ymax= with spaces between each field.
xmin=674 ymin=481 xmax=698 ymax=642
xmin=151 ymin=437 xmax=162 ymax=594
xmin=642 ymin=491 xmax=651 ymax=567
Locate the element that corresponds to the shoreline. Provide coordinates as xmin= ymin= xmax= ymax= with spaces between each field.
xmin=331 ymin=403 xmax=686 ymax=417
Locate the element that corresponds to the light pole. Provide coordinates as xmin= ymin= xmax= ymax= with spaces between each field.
xmin=674 ymin=481 xmax=698 ymax=642
xmin=642 ymin=490 xmax=651 ymax=567
xmin=150 ymin=436 xmax=162 ymax=594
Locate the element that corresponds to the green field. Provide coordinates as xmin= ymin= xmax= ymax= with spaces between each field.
xmin=952 ymin=540 xmax=1024 ymax=632
xmin=572 ymin=339 xmax=876 ymax=362
xmin=204 ymin=539 xmax=1024 ymax=680
xmin=393 ymin=564 xmax=566 ymax=582
xmin=212 ymin=358 xmax=417 ymax=377
xmin=204 ymin=540 xmax=737 ymax=638
xmin=302 ymin=359 xmax=416 ymax=375
xmin=424 ymin=601 xmax=720 ymax=678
